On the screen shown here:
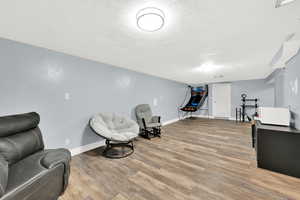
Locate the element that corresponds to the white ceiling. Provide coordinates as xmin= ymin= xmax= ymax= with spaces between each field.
xmin=0 ymin=0 xmax=299 ymax=84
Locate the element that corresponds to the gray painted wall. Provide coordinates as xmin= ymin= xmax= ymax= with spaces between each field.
xmin=274 ymin=69 xmax=286 ymax=107
xmin=231 ymin=79 xmax=275 ymax=118
xmin=194 ymin=81 xmax=274 ymax=119
xmin=0 ymin=38 xmax=187 ymax=150
xmin=273 ymin=51 xmax=300 ymax=129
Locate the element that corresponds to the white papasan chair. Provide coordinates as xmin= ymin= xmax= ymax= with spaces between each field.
xmin=90 ymin=113 xmax=139 ymax=158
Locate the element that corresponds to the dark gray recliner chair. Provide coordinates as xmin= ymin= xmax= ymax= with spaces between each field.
xmin=0 ymin=112 xmax=71 ymax=200
xmin=135 ymin=104 xmax=162 ymax=139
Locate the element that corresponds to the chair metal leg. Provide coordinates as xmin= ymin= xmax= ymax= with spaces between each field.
xmin=140 ymin=127 xmax=161 ymax=139
xmin=102 ymin=140 xmax=134 ymax=159
xmin=140 ymin=129 xmax=152 ymax=140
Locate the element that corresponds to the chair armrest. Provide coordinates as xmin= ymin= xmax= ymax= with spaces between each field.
xmin=42 ymin=149 xmax=71 ymax=169
xmin=142 ymin=118 xmax=147 ymax=129
xmin=0 ymin=155 xmax=8 ymax=197
xmin=151 ymin=116 xmax=161 ymax=123
xmin=41 ymin=149 xmax=71 ymax=192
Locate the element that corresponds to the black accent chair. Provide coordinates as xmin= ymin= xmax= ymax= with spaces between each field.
xmin=0 ymin=112 xmax=71 ymax=200
xmin=135 ymin=104 xmax=162 ymax=139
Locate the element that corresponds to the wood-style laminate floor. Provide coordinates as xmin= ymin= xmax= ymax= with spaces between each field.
xmin=60 ymin=118 xmax=300 ymax=200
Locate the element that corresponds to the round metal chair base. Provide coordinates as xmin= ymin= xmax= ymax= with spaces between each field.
xmin=103 ymin=140 xmax=134 ymax=159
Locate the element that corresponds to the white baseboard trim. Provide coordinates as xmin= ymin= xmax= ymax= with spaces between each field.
xmin=70 ymin=140 xmax=105 ymax=156
xmin=196 ymin=115 xmax=236 ymax=121
xmin=193 ymin=115 xmax=215 ymax=119
xmin=70 ymin=119 xmax=181 ymax=157
xmin=162 ymin=115 xmax=195 ymax=126
xmin=70 ymin=115 xmax=223 ymax=157
xmin=162 ymin=118 xmax=180 ymax=126
xmin=69 ymin=117 xmax=183 ymax=156
xmin=162 ymin=115 xmax=216 ymax=126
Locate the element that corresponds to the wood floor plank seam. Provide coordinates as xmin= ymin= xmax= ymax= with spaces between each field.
xmin=60 ymin=118 xmax=300 ymax=200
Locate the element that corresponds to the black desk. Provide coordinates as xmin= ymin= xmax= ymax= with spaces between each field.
xmin=253 ymin=121 xmax=300 ymax=178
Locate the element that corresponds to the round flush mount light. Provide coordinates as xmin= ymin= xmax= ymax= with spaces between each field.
xmin=136 ymin=7 xmax=165 ymax=32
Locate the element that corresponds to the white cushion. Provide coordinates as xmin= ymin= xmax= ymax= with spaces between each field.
xmin=90 ymin=113 xmax=139 ymax=142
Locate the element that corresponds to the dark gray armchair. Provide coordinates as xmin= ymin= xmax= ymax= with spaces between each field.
xmin=135 ymin=104 xmax=162 ymax=139
xmin=0 ymin=112 xmax=71 ymax=200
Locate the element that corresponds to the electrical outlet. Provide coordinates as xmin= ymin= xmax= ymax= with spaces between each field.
xmin=289 ymin=78 xmax=298 ymax=95
xmin=153 ymin=98 xmax=158 ymax=106
xmin=65 ymin=139 xmax=71 ymax=145
xmin=64 ymin=92 xmax=70 ymax=100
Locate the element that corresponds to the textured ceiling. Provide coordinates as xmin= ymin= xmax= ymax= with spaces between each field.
xmin=0 ymin=0 xmax=299 ymax=84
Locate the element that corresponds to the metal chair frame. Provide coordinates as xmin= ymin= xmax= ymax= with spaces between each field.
xmin=102 ymin=139 xmax=134 ymax=159
xmin=139 ymin=117 xmax=161 ymax=139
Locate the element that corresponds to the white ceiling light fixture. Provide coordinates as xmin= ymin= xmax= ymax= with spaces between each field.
xmin=275 ymin=0 xmax=297 ymax=8
xmin=136 ymin=7 xmax=165 ymax=32
xmin=193 ymin=62 xmax=224 ymax=73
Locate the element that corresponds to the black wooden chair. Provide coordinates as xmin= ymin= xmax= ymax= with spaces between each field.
xmin=135 ymin=104 xmax=162 ymax=139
